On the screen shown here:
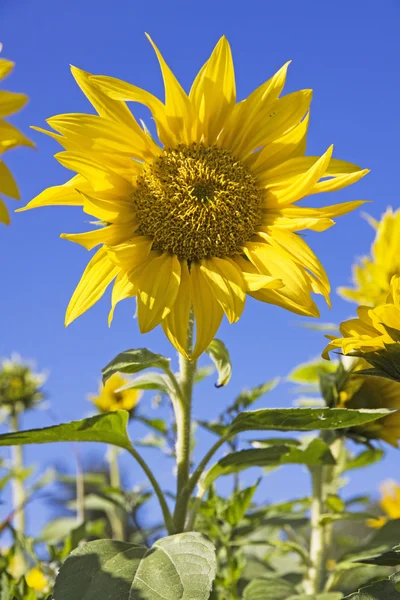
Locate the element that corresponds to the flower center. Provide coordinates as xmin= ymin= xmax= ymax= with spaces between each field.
xmin=131 ymin=143 xmax=264 ymax=261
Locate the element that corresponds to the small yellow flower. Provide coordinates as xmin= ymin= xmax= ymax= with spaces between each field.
xmin=20 ymin=35 xmax=367 ymax=358
xmin=368 ymin=480 xmax=400 ymax=528
xmin=89 ymin=372 xmax=142 ymax=413
xmin=25 ymin=567 xmax=49 ymax=593
xmin=323 ymin=275 xmax=400 ymax=359
xmin=339 ymin=208 xmax=400 ymax=307
xmin=0 ymin=44 xmax=34 ymax=224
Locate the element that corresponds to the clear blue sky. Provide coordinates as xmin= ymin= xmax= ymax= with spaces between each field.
xmin=1 ymin=0 xmax=399 ymax=535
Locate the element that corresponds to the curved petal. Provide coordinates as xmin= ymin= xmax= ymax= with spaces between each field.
xmin=0 ymin=120 xmax=35 ymax=152
xmin=61 ymin=221 xmax=136 ymax=250
xmin=0 ymin=91 xmax=28 ymax=118
xmin=190 ymin=262 xmax=224 ymax=359
xmin=136 ymin=253 xmax=181 ymax=333
xmin=17 ymin=175 xmax=89 ymax=212
xmin=55 ymin=151 xmax=132 ymax=194
xmin=263 ymin=201 xmax=366 ymax=232
xmin=65 ymin=247 xmax=119 ymax=326
xmin=189 ymin=36 xmax=236 ymax=143
xmin=0 ymin=197 xmax=10 ymax=224
xmin=80 ymin=190 xmax=133 ymax=223
xmin=162 ymin=260 xmax=192 ymax=358
xmin=106 ymin=236 xmax=153 ymax=269
xmin=233 ymin=255 xmax=283 ymax=292
xmin=200 ymin=257 xmax=246 ymax=323
xmin=0 ymin=58 xmax=14 ymax=81
xmin=108 ymin=271 xmax=138 ymax=326
xmin=0 ymin=160 xmax=19 ymax=199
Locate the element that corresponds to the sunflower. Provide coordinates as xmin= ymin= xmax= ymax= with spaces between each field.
xmin=20 ymin=36 xmax=368 ymax=358
xmin=323 ymin=275 xmax=400 ymax=359
xmin=368 ymin=480 xmax=400 ymax=528
xmin=339 ymin=207 xmax=400 ymax=306
xmin=0 ymin=44 xmax=33 ymax=224
xmin=336 ymin=359 xmax=400 ymax=447
xmin=89 ymin=372 xmax=141 ymax=414
xmin=25 ymin=567 xmax=49 ymax=593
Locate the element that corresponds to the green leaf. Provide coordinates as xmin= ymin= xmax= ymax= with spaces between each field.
xmin=242 ymin=576 xmax=296 ymax=599
xmin=345 ymin=448 xmax=385 ymax=472
xmin=137 ymin=417 xmax=168 ymax=434
xmin=288 ymin=358 xmax=338 ymax=384
xmin=224 ymin=482 xmax=259 ymax=527
xmin=197 ymin=421 xmax=230 ymax=437
xmin=344 ymin=571 xmax=400 ymax=599
xmin=206 ymin=339 xmax=232 ymax=387
xmin=351 ymin=342 xmax=400 ymax=382
xmin=54 ymin=534 xmax=216 ymax=600
xmin=0 ymin=411 xmax=132 ymax=451
xmin=229 ymin=408 xmax=392 ymax=435
xmin=194 ymin=366 xmax=215 ymax=384
xmin=251 ymin=437 xmax=301 ymax=447
xmin=355 ymin=543 xmax=400 ymax=566
xmin=344 ymin=519 xmax=400 ymax=562
xmin=319 ymin=511 xmax=375 ymax=525
xmin=117 ymin=372 xmax=174 ymax=394
xmin=220 ymin=439 xmax=336 ymax=470
xmin=231 ymin=379 xmax=279 ymax=410
xmin=287 ymin=595 xmax=343 ymax=600
xmin=102 ymin=349 xmax=170 ymax=383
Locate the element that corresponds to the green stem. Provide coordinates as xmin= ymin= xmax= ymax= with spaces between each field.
xmin=126 ymin=445 xmax=175 ymax=535
xmin=107 ymin=445 xmax=125 ymax=540
xmin=10 ymin=412 xmax=25 ymax=537
xmin=173 ymin=314 xmax=197 ymax=533
xmin=304 ymin=465 xmax=326 ymax=595
xmin=74 ymin=447 xmax=85 ymax=525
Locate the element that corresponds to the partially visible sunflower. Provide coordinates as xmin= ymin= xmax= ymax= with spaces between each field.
xmin=339 ymin=207 xmax=400 ymax=306
xmin=0 ymin=44 xmax=33 ymax=224
xmin=368 ymin=480 xmax=400 ymax=529
xmin=25 ymin=567 xmax=49 ymax=594
xmin=323 ymin=275 xmax=400 ymax=359
xmin=21 ymin=35 xmax=368 ymax=357
xmin=336 ymin=359 xmax=400 ymax=447
xmin=89 ymin=372 xmax=142 ymax=414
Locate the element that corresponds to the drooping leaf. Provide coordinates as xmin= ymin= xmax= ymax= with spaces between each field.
xmin=346 ymin=519 xmax=400 ymax=562
xmin=116 ymin=372 xmax=174 ymax=394
xmin=206 ymin=339 xmax=232 ymax=387
xmin=345 ymin=448 xmax=385 ymax=472
xmin=355 ymin=543 xmax=400 ymax=567
xmin=102 ymin=348 xmax=170 ymax=383
xmin=228 ymin=408 xmax=391 ymax=435
xmin=242 ymin=576 xmax=296 ymax=599
xmin=53 ymin=534 xmax=216 ymax=600
xmin=344 ymin=571 xmax=400 ymax=599
xmin=137 ymin=416 xmax=168 ymax=434
xmin=231 ymin=379 xmax=279 ymax=411
xmin=0 ymin=411 xmax=132 ymax=451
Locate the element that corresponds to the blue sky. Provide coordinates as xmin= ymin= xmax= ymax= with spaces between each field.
xmin=1 ymin=0 xmax=400 ymax=536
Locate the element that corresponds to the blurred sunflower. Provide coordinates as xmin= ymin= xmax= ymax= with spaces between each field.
xmin=368 ymin=480 xmax=400 ymax=529
xmin=323 ymin=275 xmax=400 ymax=358
xmin=0 ymin=354 xmax=46 ymax=413
xmin=25 ymin=567 xmax=49 ymax=593
xmin=0 ymin=44 xmax=33 ymax=224
xmin=21 ymin=36 xmax=368 ymax=357
xmin=339 ymin=207 xmax=400 ymax=306
xmin=336 ymin=359 xmax=400 ymax=447
xmin=89 ymin=372 xmax=141 ymax=414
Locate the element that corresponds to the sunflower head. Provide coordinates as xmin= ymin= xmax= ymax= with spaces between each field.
xmin=0 ymin=355 xmax=46 ymax=414
xmin=21 ymin=35 xmax=368 ymax=358
xmin=89 ymin=372 xmax=142 ymax=415
xmin=25 ymin=568 xmax=49 ymax=593
xmin=0 ymin=44 xmax=34 ymax=224
xmin=339 ymin=208 xmax=400 ymax=307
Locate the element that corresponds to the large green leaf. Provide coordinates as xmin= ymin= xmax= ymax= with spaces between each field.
xmin=206 ymin=339 xmax=232 ymax=387
xmin=229 ymin=408 xmax=392 ymax=435
xmin=219 ymin=439 xmax=336 ymax=470
xmin=102 ymin=349 xmax=170 ymax=382
xmin=355 ymin=543 xmax=400 ymax=567
xmin=242 ymin=576 xmax=296 ymax=599
xmin=344 ymin=572 xmax=400 ymax=599
xmin=0 ymin=411 xmax=132 ymax=451
xmin=54 ymin=534 xmax=216 ymax=600
xmin=287 ymin=595 xmax=343 ymax=600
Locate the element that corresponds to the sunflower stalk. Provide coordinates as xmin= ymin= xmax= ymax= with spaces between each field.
xmin=107 ymin=445 xmax=125 ymax=540
xmin=173 ymin=313 xmax=197 ymax=533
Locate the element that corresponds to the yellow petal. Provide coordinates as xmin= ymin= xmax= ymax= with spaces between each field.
xmin=190 ymin=262 xmax=224 ymax=359
xmin=17 ymin=175 xmax=88 ymax=212
xmin=200 ymin=257 xmax=246 ymax=323
xmin=70 ymin=65 xmax=139 ymax=131
xmin=61 ymin=222 xmax=135 ymax=250
xmin=55 ymin=151 xmax=132 ymax=194
xmin=89 ymin=74 xmax=173 ymax=147
xmin=248 ymin=113 xmax=309 ymax=174
xmin=106 ymin=236 xmax=153 ymax=269
xmin=0 ymin=91 xmax=28 ymax=118
xmin=0 ymin=58 xmax=14 ymax=81
xmin=145 ymin=34 xmax=192 ymax=144
xmin=189 ymin=36 xmax=236 ymax=143
xmin=108 ymin=271 xmax=138 ymax=326
xmin=136 ymin=253 xmax=181 ymax=333
xmin=0 ymin=160 xmax=19 ymax=199
xmin=47 ymin=113 xmax=158 ymax=161
xmin=65 ymin=247 xmax=119 ymax=326
xmin=308 ymin=169 xmax=369 ymax=195
xmin=30 ymin=125 xmax=80 ymax=151
xmin=0 ymin=197 xmax=10 ymax=224
xmin=266 ymin=145 xmax=333 ymax=205
xmin=0 ymin=120 xmax=34 ymax=151
xmin=162 ymin=260 xmax=192 ymax=358
xmin=233 ymin=256 xmax=283 ymax=292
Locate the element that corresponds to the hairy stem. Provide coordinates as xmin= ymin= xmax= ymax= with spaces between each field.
xmin=107 ymin=445 xmax=125 ymax=540
xmin=10 ymin=412 xmax=25 ymax=537
xmin=173 ymin=314 xmax=197 ymax=533
xmin=304 ymin=465 xmax=326 ymax=595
